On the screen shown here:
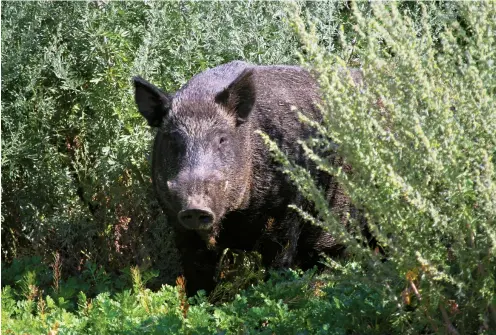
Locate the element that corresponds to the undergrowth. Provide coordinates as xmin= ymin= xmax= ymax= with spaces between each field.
xmin=2 ymin=261 xmax=398 ymax=335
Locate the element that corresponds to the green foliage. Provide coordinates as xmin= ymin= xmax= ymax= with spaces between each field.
xmin=209 ymin=249 xmax=266 ymax=304
xmin=3 ymin=1 xmax=494 ymax=334
xmin=260 ymin=2 xmax=496 ymax=333
xmin=2 ymin=264 xmax=399 ymax=334
xmin=1 ymin=256 xmax=160 ymax=313
xmin=2 ymin=1 xmax=180 ymax=286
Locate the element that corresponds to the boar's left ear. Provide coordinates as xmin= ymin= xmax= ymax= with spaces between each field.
xmin=215 ymin=68 xmax=256 ymax=125
xmin=133 ymin=76 xmax=172 ymax=127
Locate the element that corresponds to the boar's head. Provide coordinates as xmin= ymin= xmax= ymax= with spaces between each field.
xmin=133 ymin=69 xmax=255 ymax=241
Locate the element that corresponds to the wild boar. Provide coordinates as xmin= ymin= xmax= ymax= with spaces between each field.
xmin=133 ymin=61 xmax=352 ymax=295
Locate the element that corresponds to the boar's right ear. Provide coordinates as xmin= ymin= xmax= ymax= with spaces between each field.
xmin=133 ymin=76 xmax=172 ymax=127
xmin=215 ymin=68 xmax=256 ymax=125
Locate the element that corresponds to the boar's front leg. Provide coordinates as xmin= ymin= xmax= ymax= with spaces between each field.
xmin=173 ymin=227 xmax=218 ymax=296
xmin=256 ymin=211 xmax=304 ymax=270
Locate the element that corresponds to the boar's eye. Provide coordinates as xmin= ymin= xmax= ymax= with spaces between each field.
xmin=218 ymin=132 xmax=230 ymax=147
xmin=217 ymin=134 xmax=230 ymax=152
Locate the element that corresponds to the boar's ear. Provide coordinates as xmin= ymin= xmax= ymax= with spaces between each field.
xmin=133 ymin=76 xmax=172 ymax=127
xmin=215 ymin=68 xmax=256 ymax=124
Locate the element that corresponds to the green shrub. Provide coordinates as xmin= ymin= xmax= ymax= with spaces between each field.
xmin=261 ymin=2 xmax=495 ymax=333
xmin=1 ymin=1 xmax=177 ymax=286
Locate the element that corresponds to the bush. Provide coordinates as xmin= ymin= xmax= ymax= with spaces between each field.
xmin=262 ymin=2 xmax=495 ymax=333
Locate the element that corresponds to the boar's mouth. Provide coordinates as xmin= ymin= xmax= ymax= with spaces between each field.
xmin=198 ymin=229 xmax=220 ymax=250
xmin=190 ymin=216 xmax=223 ymax=251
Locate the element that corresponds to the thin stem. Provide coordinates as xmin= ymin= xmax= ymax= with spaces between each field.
xmin=439 ymin=304 xmax=460 ymax=335
xmin=409 ymin=280 xmax=422 ymax=301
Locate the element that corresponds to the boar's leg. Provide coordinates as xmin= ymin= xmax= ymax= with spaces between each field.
xmin=173 ymin=228 xmax=217 ymax=296
xmin=296 ymin=224 xmax=345 ymax=270
xmin=256 ymin=211 xmax=304 ymax=270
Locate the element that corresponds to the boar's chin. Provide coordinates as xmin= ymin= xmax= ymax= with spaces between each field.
xmin=196 ymin=226 xmax=221 ymax=250
xmin=201 ymin=210 xmax=225 ymax=250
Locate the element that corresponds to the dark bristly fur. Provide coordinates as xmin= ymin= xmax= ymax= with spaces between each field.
xmin=133 ymin=61 xmax=355 ymax=295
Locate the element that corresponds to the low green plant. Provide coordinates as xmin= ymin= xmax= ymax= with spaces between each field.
xmin=2 ymin=263 xmax=400 ymax=335
xmin=209 ymin=249 xmax=266 ymax=304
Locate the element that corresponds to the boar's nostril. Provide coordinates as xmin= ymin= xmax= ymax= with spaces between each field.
xmin=178 ymin=208 xmax=214 ymax=230
xmin=182 ymin=214 xmax=193 ymax=220
xmin=199 ymin=214 xmax=212 ymax=224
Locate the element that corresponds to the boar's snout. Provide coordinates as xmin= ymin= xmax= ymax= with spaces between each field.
xmin=169 ymin=169 xmax=225 ymax=230
xmin=178 ymin=207 xmax=215 ymax=230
